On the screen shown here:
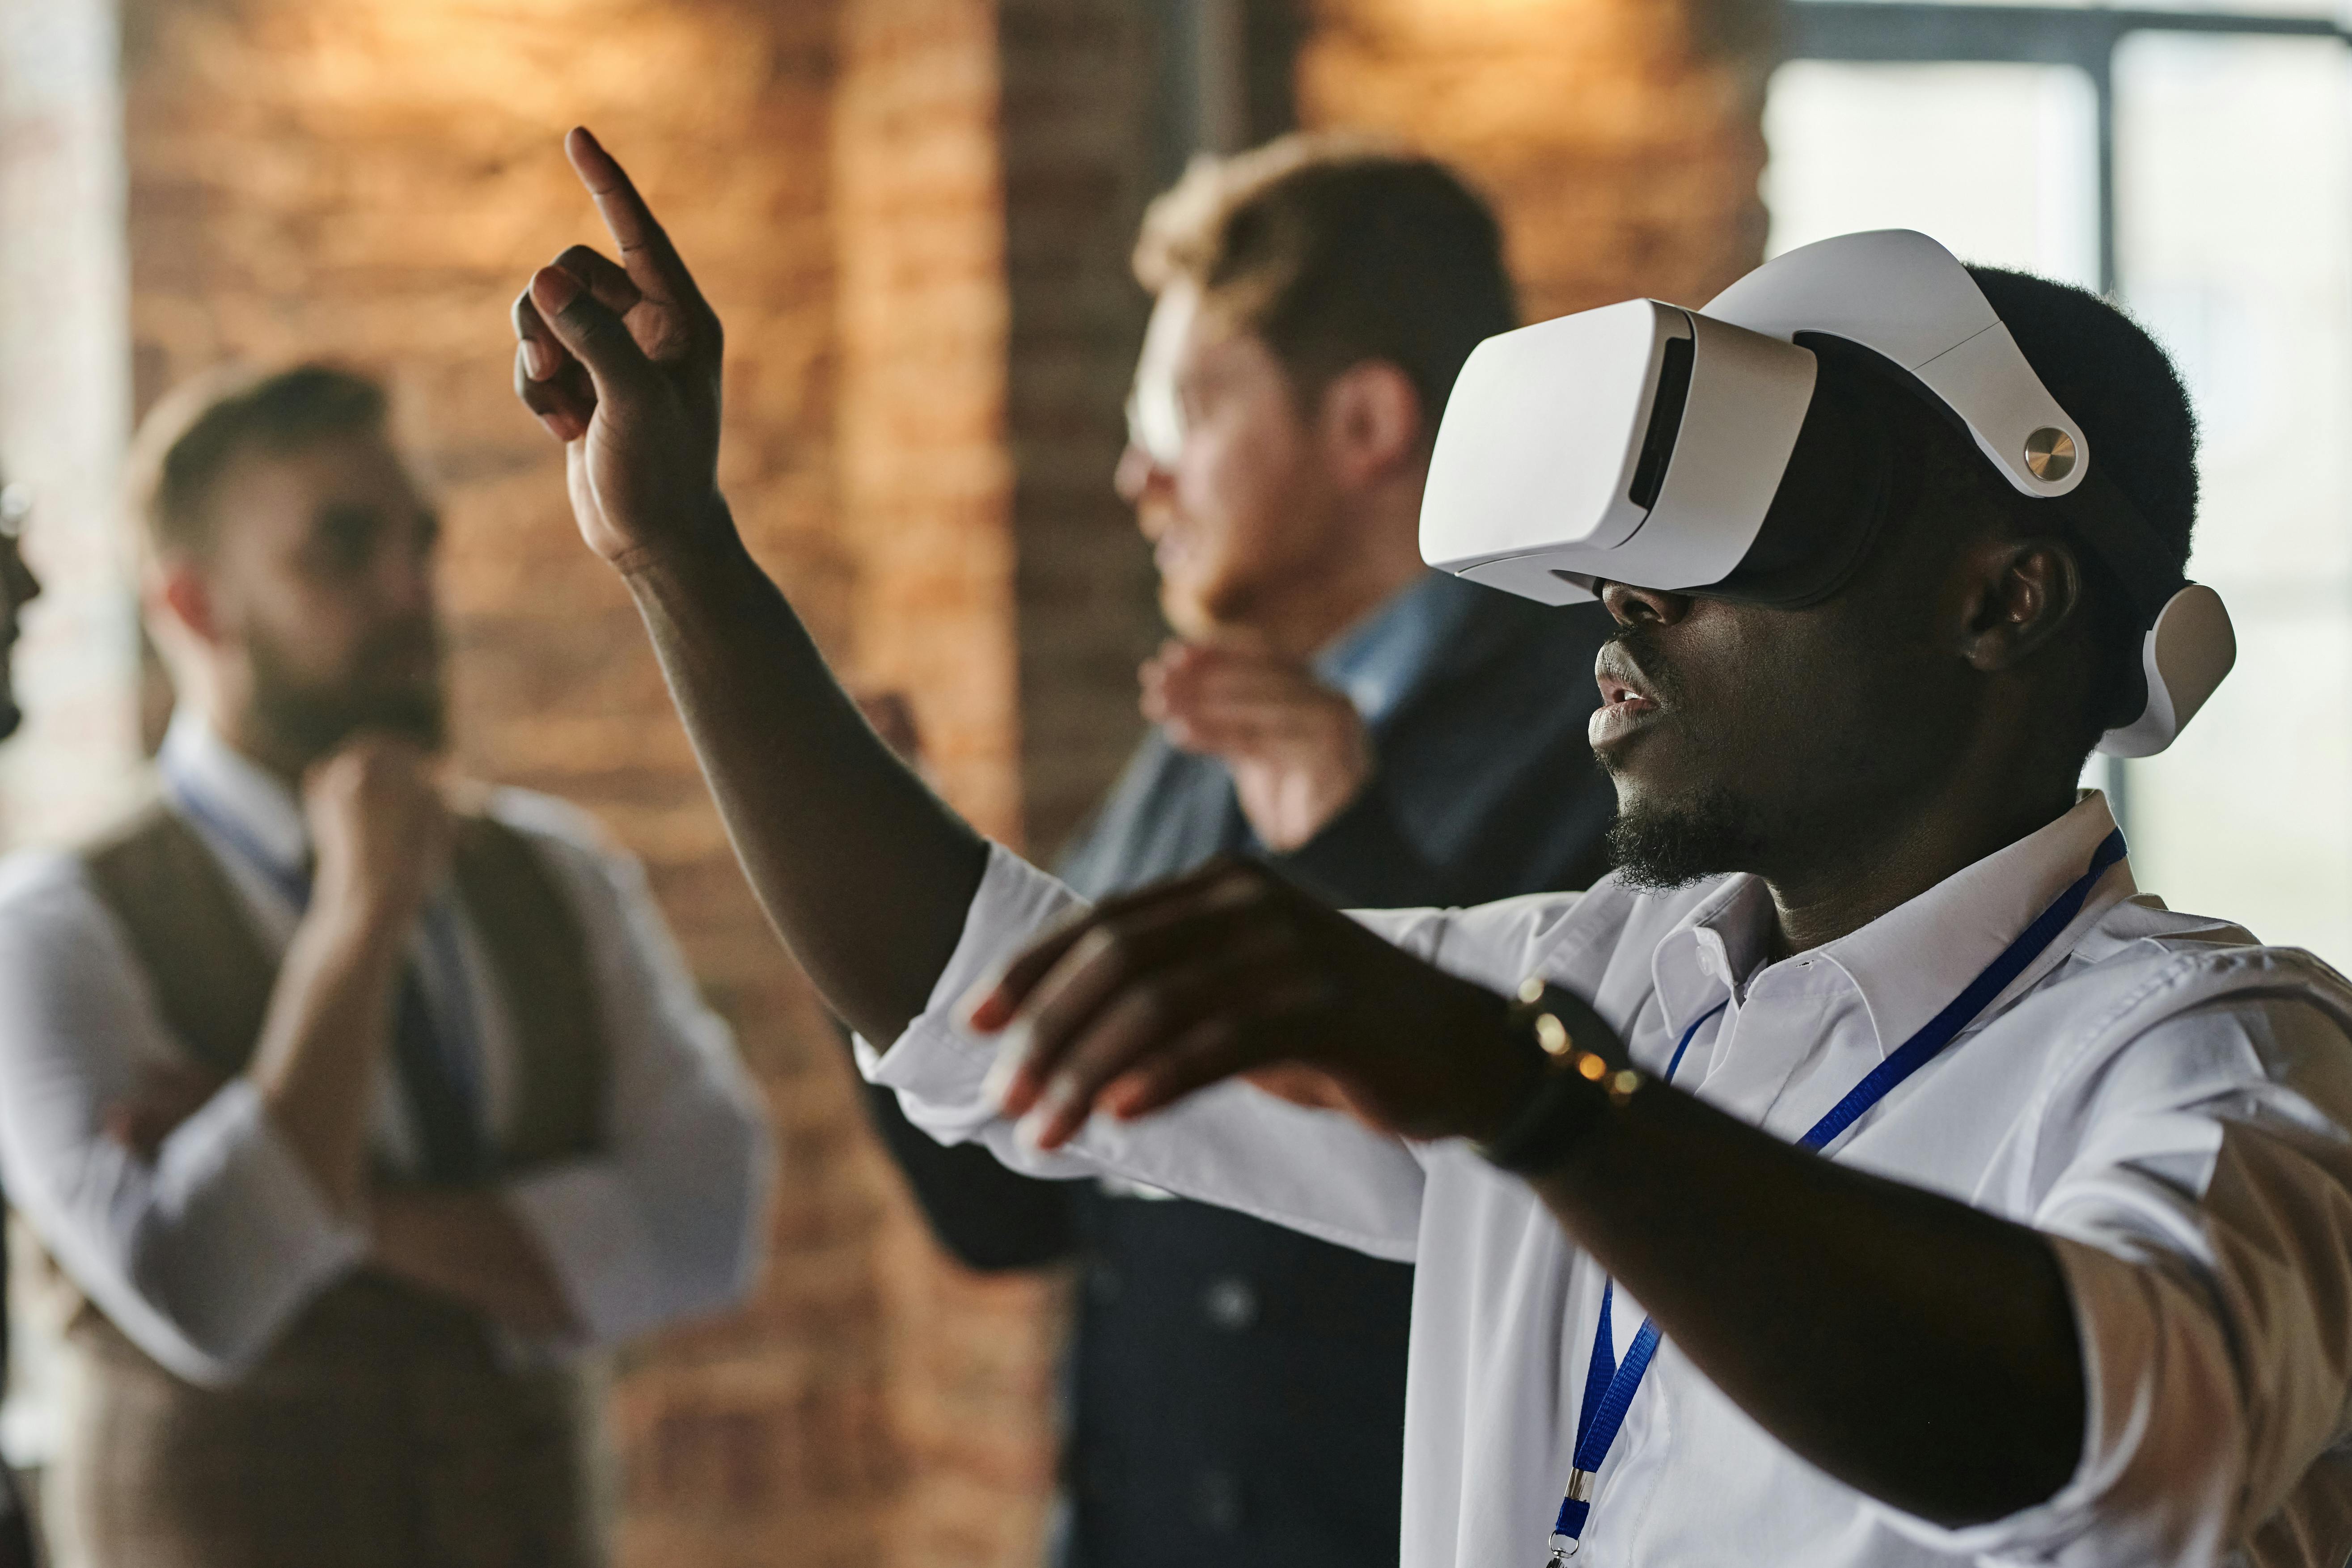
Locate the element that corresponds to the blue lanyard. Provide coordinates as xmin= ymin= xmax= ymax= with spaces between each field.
xmin=1545 ymin=827 xmax=2128 ymax=1562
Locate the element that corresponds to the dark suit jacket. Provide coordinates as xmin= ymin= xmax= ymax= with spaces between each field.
xmin=858 ymin=579 xmax=1619 ymax=1568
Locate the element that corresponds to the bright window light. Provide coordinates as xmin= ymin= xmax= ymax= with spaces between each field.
xmin=1764 ymin=29 xmax=2352 ymax=965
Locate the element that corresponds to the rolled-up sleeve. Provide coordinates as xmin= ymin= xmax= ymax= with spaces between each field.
xmin=498 ymin=809 xmax=775 ymax=1345
xmin=0 ymin=855 xmax=367 ymax=1386
xmin=858 ymin=842 xmax=1428 ymax=1262
xmin=1877 ymin=989 xmax=2352 ymax=1565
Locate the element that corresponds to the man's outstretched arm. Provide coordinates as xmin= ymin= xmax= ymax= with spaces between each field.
xmin=511 ymin=128 xmax=984 ymax=1046
xmin=968 ymin=861 xmax=2091 ymax=1531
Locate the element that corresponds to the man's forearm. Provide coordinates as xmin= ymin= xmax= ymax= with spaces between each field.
xmin=1531 ymin=1084 xmax=2085 ymax=1529
xmin=246 ymin=902 xmax=409 ymax=1214
xmin=620 ymin=505 xmax=987 ymax=1045
xmin=369 ymin=1188 xmax=576 ymax=1336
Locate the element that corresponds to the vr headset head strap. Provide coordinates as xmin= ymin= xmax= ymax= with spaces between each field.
xmin=1711 ymin=233 xmax=2231 ymax=756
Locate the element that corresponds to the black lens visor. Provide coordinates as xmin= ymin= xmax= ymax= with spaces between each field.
xmin=1693 ymin=338 xmax=1914 ymax=609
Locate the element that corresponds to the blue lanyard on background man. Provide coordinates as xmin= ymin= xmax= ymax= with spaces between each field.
xmin=161 ymin=760 xmax=491 ymax=1183
xmin=1544 ymin=827 xmax=2128 ymax=1564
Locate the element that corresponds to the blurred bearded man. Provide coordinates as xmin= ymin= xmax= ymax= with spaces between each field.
xmin=0 ymin=473 xmax=44 ymax=1568
xmin=0 ymin=478 xmax=41 ymax=746
xmin=0 ymin=365 xmax=774 ymax=1568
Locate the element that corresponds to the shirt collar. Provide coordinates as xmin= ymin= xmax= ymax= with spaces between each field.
xmin=1814 ymin=791 xmax=2132 ymax=1057
xmin=1313 ymin=571 xmax=1486 ymax=727
xmin=158 ymin=709 xmax=309 ymax=875
xmin=1645 ymin=791 xmax=2133 ymax=1058
xmin=1649 ymin=874 xmax=1773 ymax=1039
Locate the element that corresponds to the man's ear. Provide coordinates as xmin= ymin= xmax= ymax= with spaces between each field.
xmin=151 ymin=558 xmax=224 ymax=647
xmin=1957 ymin=534 xmax=2082 ymax=674
xmin=1316 ymin=360 xmax=1425 ymax=491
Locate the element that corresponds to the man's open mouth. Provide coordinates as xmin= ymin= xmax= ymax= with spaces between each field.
xmin=1591 ymin=647 xmax=1664 ymax=750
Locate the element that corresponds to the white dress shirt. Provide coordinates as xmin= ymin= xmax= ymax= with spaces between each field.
xmin=0 ymin=714 xmax=774 ymax=1386
xmin=866 ymin=792 xmax=2352 ymax=1567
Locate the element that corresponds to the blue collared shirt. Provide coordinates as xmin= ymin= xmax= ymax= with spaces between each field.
xmin=1315 ymin=571 xmax=1491 ymax=729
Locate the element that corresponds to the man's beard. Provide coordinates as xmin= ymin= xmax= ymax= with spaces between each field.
xmin=1606 ymin=784 xmax=1766 ymax=891
xmin=248 ymin=624 xmax=446 ymax=764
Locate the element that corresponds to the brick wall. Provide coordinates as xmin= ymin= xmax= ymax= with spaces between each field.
xmin=836 ymin=5 xmax=1064 ymax=1564
xmin=999 ymin=0 xmax=1160 ymax=865
xmin=1299 ymin=0 xmax=1776 ymax=321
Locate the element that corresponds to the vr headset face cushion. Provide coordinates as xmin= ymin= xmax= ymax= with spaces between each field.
xmin=1699 ymin=337 xmax=1925 ymax=610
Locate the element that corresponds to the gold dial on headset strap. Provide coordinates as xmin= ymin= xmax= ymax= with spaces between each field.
xmin=2024 ymin=427 xmax=2077 ymax=482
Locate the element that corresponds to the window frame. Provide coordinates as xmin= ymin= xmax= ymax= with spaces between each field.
xmin=1786 ymin=3 xmax=2350 ymax=296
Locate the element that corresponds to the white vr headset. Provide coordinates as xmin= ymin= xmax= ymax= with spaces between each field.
xmin=1420 ymin=229 xmax=2234 ymax=757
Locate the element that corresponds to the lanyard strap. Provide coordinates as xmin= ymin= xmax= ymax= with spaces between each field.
xmin=1546 ymin=827 xmax=2128 ymax=1562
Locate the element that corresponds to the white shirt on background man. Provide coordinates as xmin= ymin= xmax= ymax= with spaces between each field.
xmin=866 ymin=790 xmax=2352 ymax=1568
xmin=0 ymin=712 xmax=774 ymax=1387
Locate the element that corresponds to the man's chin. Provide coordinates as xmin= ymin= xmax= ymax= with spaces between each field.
xmin=1157 ymin=582 xmax=1224 ymax=644
xmin=1605 ymin=785 xmax=1763 ymax=891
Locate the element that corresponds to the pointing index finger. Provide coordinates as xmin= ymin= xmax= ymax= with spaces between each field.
xmin=563 ymin=126 xmax=706 ymax=315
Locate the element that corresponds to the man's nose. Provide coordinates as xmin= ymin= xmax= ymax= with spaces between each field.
xmin=381 ymin=540 xmax=436 ymax=615
xmin=1114 ymin=442 xmax=1166 ymax=507
xmin=1597 ymin=580 xmax=1695 ymax=630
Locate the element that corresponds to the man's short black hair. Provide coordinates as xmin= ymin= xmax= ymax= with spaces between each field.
xmin=1969 ymin=266 xmax=2199 ymax=569
xmin=1959 ymin=268 xmax=2200 ymax=741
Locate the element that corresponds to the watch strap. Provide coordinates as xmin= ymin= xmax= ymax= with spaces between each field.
xmin=1477 ymin=981 xmax=1639 ymax=1175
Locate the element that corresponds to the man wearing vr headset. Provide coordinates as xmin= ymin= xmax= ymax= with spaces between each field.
xmin=518 ymin=128 xmax=2352 ymax=1566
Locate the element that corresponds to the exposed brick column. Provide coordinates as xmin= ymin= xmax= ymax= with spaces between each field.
xmin=998 ymin=0 xmax=1160 ymax=863
xmin=833 ymin=3 xmax=1064 ymax=1564
xmin=838 ymin=0 xmax=1024 ymax=849
xmin=1297 ymin=0 xmax=1777 ymax=320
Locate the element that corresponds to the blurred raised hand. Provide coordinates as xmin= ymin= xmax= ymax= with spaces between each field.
xmin=513 ymin=127 xmax=725 ymax=570
xmin=1142 ymin=639 xmax=1372 ymax=852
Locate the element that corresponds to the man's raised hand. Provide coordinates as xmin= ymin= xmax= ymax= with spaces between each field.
xmin=1142 ymin=641 xmax=1373 ymax=851
xmin=514 ymin=127 xmax=724 ymax=571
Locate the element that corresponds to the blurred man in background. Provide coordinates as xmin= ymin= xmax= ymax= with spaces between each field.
xmin=0 ymin=472 xmax=46 ymax=1568
xmin=0 ymin=365 xmax=773 ymax=1568
xmin=0 ymin=479 xmax=41 ymax=745
xmin=851 ymin=136 xmax=1620 ymax=1568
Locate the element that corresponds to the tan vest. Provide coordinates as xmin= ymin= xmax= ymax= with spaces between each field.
xmin=46 ymin=801 xmax=615 ymax=1568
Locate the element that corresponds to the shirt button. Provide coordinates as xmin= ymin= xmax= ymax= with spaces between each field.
xmin=1195 ymin=1466 xmax=1244 ymax=1533
xmin=1202 ymin=1276 xmax=1257 ymax=1331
